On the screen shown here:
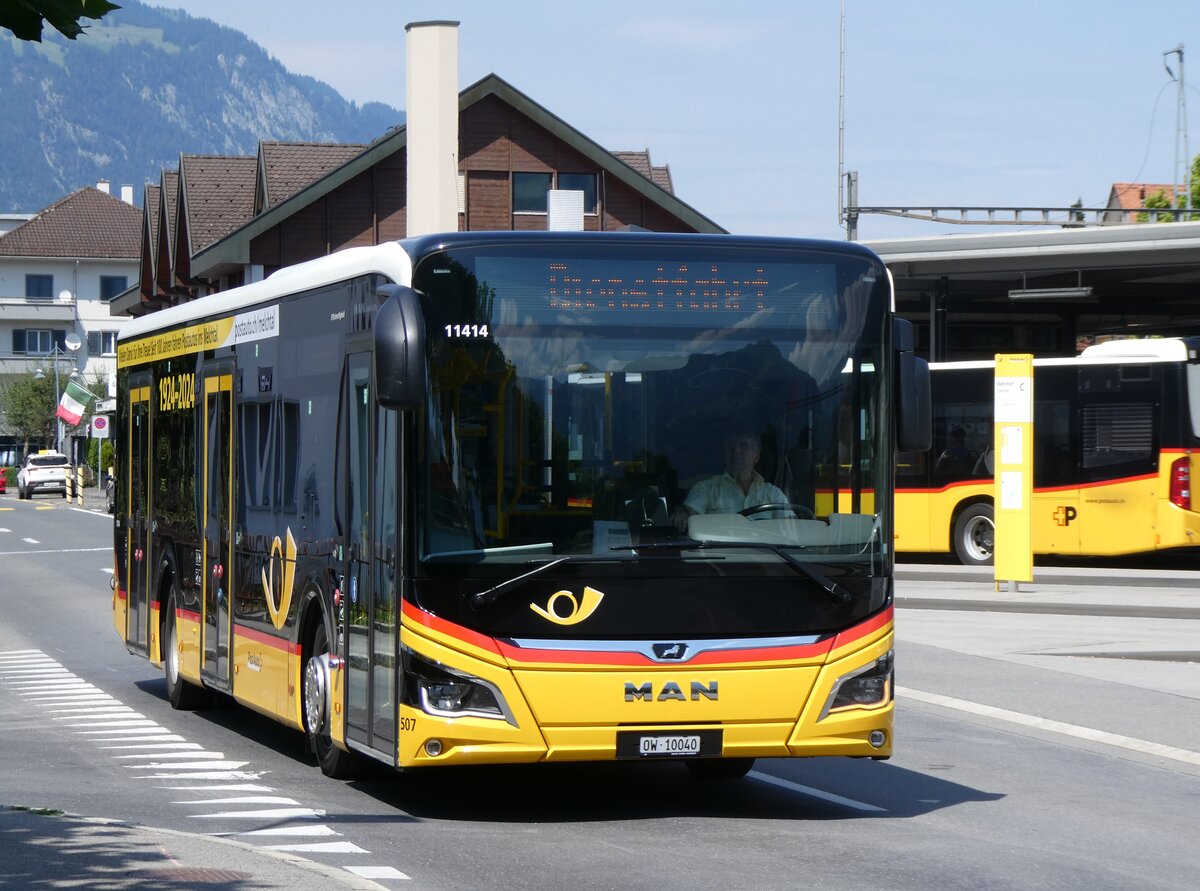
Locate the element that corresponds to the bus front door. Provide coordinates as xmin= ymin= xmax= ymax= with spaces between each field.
xmin=125 ymin=376 xmax=152 ymax=654
xmin=201 ymin=370 xmax=234 ymax=690
xmin=342 ymin=350 xmax=397 ymax=759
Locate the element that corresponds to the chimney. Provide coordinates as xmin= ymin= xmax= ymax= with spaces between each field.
xmin=120 ymin=184 xmax=134 ymax=205
xmin=406 ymin=20 xmax=460 ymax=237
xmin=97 ymin=179 xmax=111 ymax=194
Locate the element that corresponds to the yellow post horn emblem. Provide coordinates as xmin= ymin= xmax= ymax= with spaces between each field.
xmin=530 ymin=586 xmax=605 ymax=625
xmin=261 ymin=528 xmax=297 ymax=630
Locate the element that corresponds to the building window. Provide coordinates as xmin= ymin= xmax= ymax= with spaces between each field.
xmin=88 ymin=330 xmax=118 ymax=357
xmin=513 ymin=172 xmax=553 ymax=213
xmin=14 ymin=329 xmax=56 ymax=355
xmin=558 ymin=173 xmax=598 ymax=214
xmin=100 ymin=275 xmax=128 ymax=301
xmin=25 ymin=274 xmax=53 ymax=299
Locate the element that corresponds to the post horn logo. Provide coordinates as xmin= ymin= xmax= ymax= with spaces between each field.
xmin=530 ymin=586 xmax=605 ymax=625
xmin=260 ymin=527 xmax=297 ymax=630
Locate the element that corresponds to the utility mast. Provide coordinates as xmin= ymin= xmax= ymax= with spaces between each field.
xmin=1164 ymin=44 xmax=1190 ymax=212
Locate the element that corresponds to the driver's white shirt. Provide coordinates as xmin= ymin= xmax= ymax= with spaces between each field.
xmin=683 ymin=471 xmax=789 ymax=517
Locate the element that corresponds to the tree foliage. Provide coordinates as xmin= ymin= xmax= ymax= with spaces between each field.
xmin=0 ymin=370 xmax=56 ymax=450
xmin=0 ymin=0 xmax=120 ymax=42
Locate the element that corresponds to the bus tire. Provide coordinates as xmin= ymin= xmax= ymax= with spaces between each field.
xmin=953 ymin=503 xmax=994 ymax=566
xmin=304 ymin=620 xmax=359 ymax=779
xmin=685 ymin=758 xmax=755 ymax=780
xmin=164 ymin=594 xmax=209 ymax=710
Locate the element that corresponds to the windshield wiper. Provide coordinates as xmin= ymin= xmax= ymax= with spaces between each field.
xmin=470 ymin=554 xmax=634 ymax=610
xmin=609 ymin=540 xmax=853 ymax=606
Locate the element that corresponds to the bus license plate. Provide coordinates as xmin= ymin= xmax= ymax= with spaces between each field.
xmin=641 ymin=734 xmax=699 ymax=756
xmin=616 ymin=729 xmax=722 ymax=759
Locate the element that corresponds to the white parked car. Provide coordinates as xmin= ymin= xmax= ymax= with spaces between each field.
xmin=17 ymin=452 xmax=69 ymax=499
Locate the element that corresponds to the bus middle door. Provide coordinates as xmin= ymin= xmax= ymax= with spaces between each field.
xmin=201 ymin=368 xmax=235 ymax=690
xmin=124 ymin=375 xmax=152 ymax=654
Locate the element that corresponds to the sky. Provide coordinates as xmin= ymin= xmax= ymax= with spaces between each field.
xmin=142 ymin=1 xmax=1200 ymax=242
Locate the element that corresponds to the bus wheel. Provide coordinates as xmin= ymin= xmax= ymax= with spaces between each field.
xmin=304 ymin=621 xmax=358 ymax=779
xmin=953 ymin=503 xmax=994 ymax=566
xmin=686 ymin=758 xmax=755 ymax=780
xmin=164 ymin=594 xmax=209 ymax=710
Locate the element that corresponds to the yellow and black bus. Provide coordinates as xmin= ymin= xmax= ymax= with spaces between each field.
xmin=113 ymin=231 xmax=929 ymax=779
xmin=896 ymin=337 xmax=1200 ymax=564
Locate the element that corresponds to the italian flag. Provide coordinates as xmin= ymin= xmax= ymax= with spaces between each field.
xmin=57 ymin=379 xmax=94 ymax=426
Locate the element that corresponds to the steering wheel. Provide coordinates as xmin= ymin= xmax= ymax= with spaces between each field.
xmin=738 ymin=503 xmax=819 ymax=521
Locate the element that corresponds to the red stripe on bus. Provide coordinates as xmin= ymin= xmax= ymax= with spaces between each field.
xmin=401 ymin=599 xmax=503 ymax=655
xmin=899 ymin=470 xmax=1162 ymax=496
xmin=496 ymin=638 xmax=834 ymax=667
xmin=178 ymin=608 xmax=201 ymax=624
xmin=234 ymin=622 xmax=302 ymax=655
xmin=403 ymin=600 xmax=888 ymax=667
xmin=830 ymin=606 xmax=893 ymax=651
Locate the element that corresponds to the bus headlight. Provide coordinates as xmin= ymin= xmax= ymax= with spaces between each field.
xmin=820 ymin=650 xmax=893 ymax=719
xmin=402 ymin=648 xmax=515 ymax=724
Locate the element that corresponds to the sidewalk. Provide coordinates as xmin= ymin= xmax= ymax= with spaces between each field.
xmin=895 ymin=562 xmax=1200 ymax=617
xmin=0 ymin=807 xmax=385 ymax=890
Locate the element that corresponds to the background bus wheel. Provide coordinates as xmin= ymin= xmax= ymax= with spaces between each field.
xmin=164 ymin=595 xmax=208 ymax=710
xmin=686 ymin=758 xmax=755 ymax=780
xmin=953 ymin=503 xmax=995 ymax=566
xmin=304 ymin=622 xmax=358 ymax=779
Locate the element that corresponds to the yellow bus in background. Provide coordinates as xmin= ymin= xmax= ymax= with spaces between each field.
xmin=896 ymin=337 xmax=1200 ymax=564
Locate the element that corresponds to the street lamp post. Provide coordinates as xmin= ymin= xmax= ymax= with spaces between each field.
xmin=34 ymin=338 xmax=81 ymax=454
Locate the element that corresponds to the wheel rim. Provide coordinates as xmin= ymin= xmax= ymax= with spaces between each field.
xmin=304 ymin=655 xmax=326 ymax=735
xmin=963 ymin=515 xmax=994 ymax=562
xmin=166 ymin=616 xmax=179 ymax=686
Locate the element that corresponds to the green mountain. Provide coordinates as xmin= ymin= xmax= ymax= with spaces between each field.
xmin=0 ymin=1 xmax=404 ymax=212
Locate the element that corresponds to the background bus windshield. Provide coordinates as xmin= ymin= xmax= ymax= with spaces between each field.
xmin=414 ymin=243 xmax=888 ymax=569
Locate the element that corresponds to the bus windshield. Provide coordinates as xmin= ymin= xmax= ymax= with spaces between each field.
xmin=414 ymin=241 xmax=890 ymax=577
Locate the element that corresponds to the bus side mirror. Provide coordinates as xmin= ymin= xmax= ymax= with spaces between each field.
xmin=374 ymin=284 xmax=426 ymax=411
xmin=894 ymin=318 xmax=932 ymax=453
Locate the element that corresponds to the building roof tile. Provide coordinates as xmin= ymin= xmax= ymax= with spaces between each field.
xmin=260 ymin=142 xmax=367 ymax=208
xmin=0 ymin=186 xmax=141 ymax=259
xmin=613 ymin=150 xmax=673 ymax=194
xmin=181 ymin=155 xmax=257 ymax=253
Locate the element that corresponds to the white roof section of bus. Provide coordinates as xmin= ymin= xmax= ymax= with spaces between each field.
xmin=1079 ymin=337 xmax=1189 ymax=361
xmin=119 ymin=241 xmax=415 ymax=341
xmin=931 ymin=338 xmax=1190 ymax=372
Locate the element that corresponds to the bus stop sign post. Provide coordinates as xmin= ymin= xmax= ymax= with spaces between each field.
xmin=994 ymin=354 xmax=1034 ymax=590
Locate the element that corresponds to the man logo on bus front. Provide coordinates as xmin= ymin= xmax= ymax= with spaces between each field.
xmin=653 ymin=643 xmax=688 ymax=660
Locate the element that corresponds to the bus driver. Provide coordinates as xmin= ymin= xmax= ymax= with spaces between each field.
xmin=671 ymin=429 xmax=790 ymax=531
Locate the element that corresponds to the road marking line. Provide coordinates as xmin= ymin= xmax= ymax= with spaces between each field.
xmin=133 ymin=771 xmax=266 ymax=781
xmin=176 ymin=796 xmax=302 ymax=806
xmin=233 ymin=824 xmax=341 ymax=837
xmin=0 ymin=547 xmax=111 ymax=556
xmin=748 ymin=771 xmax=886 ymax=812
xmin=189 ymin=807 xmax=325 ymax=820
xmin=115 ymin=752 xmax=228 ymax=761
xmin=126 ymin=760 xmax=251 ymax=771
xmin=898 ymin=686 xmax=1200 ymax=767
xmin=50 ymin=710 xmax=137 ymax=720
xmin=265 ymin=842 xmax=370 ymax=854
xmin=22 ymin=538 xmax=39 ymax=543
xmin=162 ymin=784 xmax=277 ymax=792
xmin=345 ymin=866 xmax=412 ymax=880
xmin=63 ymin=719 xmax=160 ymax=728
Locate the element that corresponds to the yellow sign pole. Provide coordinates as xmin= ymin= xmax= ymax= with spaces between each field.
xmin=994 ymin=354 xmax=1034 ymax=588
